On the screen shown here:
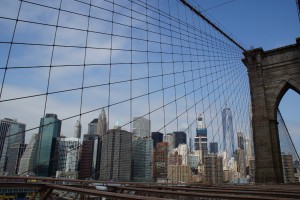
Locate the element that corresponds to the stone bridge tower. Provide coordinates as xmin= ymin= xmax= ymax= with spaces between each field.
xmin=242 ymin=38 xmax=300 ymax=183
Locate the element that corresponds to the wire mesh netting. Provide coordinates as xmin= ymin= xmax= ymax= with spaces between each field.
xmin=0 ymin=0 xmax=252 ymax=183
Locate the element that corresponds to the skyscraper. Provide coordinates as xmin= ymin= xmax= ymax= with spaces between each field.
xmin=78 ymin=134 xmax=101 ymax=180
xmin=222 ymin=108 xmax=235 ymax=159
xmin=236 ymin=148 xmax=247 ymax=179
xmin=236 ymin=132 xmax=246 ymax=179
xmin=0 ymin=118 xmax=26 ymax=175
xmin=87 ymin=119 xmax=98 ymax=135
xmin=245 ymin=137 xmax=254 ymax=169
xmin=132 ymin=137 xmax=153 ymax=182
xmin=132 ymin=116 xmax=151 ymax=138
xmin=204 ymin=155 xmax=223 ymax=185
xmin=282 ymin=154 xmax=296 ymax=183
xmin=56 ymin=137 xmax=80 ymax=178
xmin=0 ymin=118 xmax=15 ymax=158
xmin=36 ymin=114 xmax=61 ymax=177
xmin=237 ymin=132 xmax=245 ymax=150
xmin=97 ymin=108 xmax=107 ymax=136
xmin=209 ymin=142 xmax=218 ymax=154
xmin=178 ymin=144 xmax=189 ymax=165
xmin=74 ymin=120 xmax=82 ymax=138
xmin=194 ymin=115 xmax=207 ymax=150
xmin=100 ymin=128 xmax=132 ymax=181
xmin=164 ymin=133 xmax=175 ymax=152
xmin=18 ymin=134 xmax=38 ymax=175
xmin=0 ymin=119 xmax=25 ymax=160
xmin=153 ymin=142 xmax=168 ymax=182
xmin=151 ymin=132 xmax=163 ymax=148
xmin=248 ymin=102 xmax=254 ymax=158
xmin=5 ymin=143 xmax=26 ymax=175
xmin=196 ymin=115 xmax=207 ymax=136
xmin=194 ymin=115 xmax=207 ymax=164
xmin=167 ymin=165 xmax=192 ymax=183
xmin=173 ymin=131 xmax=187 ymax=148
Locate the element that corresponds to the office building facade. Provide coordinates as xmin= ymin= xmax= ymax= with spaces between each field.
xmin=133 ymin=116 xmax=151 ymax=138
xmin=100 ymin=128 xmax=132 ymax=181
xmin=173 ymin=131 xmax=187 ymax=148
xmin=222 ymin=108 xmax=235 ymax=159
xmin=132 ymin=137 xmax=153 ymax=182
xmin=56 ymin=137 xmax=80 ymax=178
xmin=78 ymin=134 xmax=101 ymax=180
xmin=194 ymin=115 xmax=207 ymax=164
xmin=164 ymin=133 xmax=175 ymax=152
xmin=87 ymin=119 xmax=98 ymax=135
xmin=178 ymin=144 xmax=189 ymax=165
xmin=189 ymin=153 xmax=200 ymax=169
xmin=153 ymin=142 xmax=168 ymax=182
xmin=209 ymin=142 xmax=218 ymax=154
xmin=282 ymin=154 xmax=296 ymax=183
xmin=18 ymin=134 xmax=38 ymax=175
xmin=169 ymin=150 xmax=182 ymax=165
xmin=5 ymin=143 xmax=27 ymax=175
xmin=0 ymin=118 xmax=26 ymax=175
xmin=204 ymin=155 xmax=223 ymax=185
xmin=97 ymin=108 xmax=107 ymax=136
xmin=167 ymin=165 xmax=192 ymax=183
xmin=36 ymin=114 xmax=61 ymax=177
xmin=74 ymin=120 xmax=82 ymax=139
xmin=237 ymin=132 xmax=245 ymax=150
xmin=151 ymin=132 xmax=163 ymax=148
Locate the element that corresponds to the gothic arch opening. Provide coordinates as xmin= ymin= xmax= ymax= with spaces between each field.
xmin=277 ymin=89 xmax=300 ymax=183
xmin=274 ymin=80 xmax=300 ymax=121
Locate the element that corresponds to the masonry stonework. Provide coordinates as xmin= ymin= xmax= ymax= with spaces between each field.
xmin=242 ymin=38 xmax=300 ymax=183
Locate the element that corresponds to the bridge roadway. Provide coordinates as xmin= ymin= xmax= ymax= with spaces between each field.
xmin=0 ymin=176 xmax=300 ymax=199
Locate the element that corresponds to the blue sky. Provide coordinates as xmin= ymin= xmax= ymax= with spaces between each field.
xmin=197 ymin=0 xmax=300 ymax=154
xmin=198 ymin=0 xmax=300 ymax=50
xmin=0 ymin=0 xmax=298 ymax=156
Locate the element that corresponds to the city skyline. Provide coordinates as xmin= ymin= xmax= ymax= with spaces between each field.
xmin=0 ymin=104 xmax=288 ymax=153
xmin=0 ymin=108 xmax=244 ymax=177
xmin=0 ymin=0 xmax=299 ymax=187
xmin=1 ymin=103 xmax=251 ymax=149
xmin=0 ymin=109 xmax=297 ymax=184
xmin=0 ymin=0 xmax=252 ymax=158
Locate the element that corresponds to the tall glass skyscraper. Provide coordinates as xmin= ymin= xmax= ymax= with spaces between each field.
xmin=222 ymin=108 xmax=235 ymax=159
xmin=0 ymin=118 xmax=26 ymax=175
xmin=132 ymin=137 xmax=153 ymax=182
xmin=36 ymin=114 xmax=61 ymax=177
